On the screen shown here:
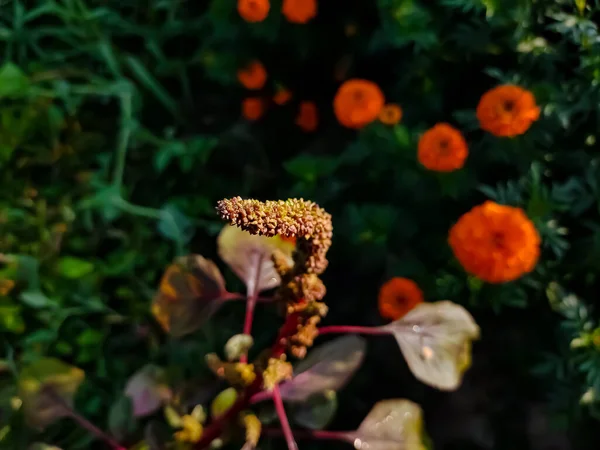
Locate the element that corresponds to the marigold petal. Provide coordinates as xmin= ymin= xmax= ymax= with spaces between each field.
xmin=418 ymin=123 xmax=468 ymax=172
xmin=282 ymin=0 xmax=317 ymax=23
xmin=378 ymin=277 xmax=424 ymax=320
xmin=476 ymin=84 xmax=540 ymax=137
xmin=448 ymin=201 xmax=541 ymax=283
xmin=333 ymin=79 xmax=385 ymax=129
xmin=238 ymin=0 xmax=270 ymax=22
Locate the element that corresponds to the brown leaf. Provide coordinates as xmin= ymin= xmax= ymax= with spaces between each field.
xmin=18 ymin=358 xmax=85 ymax=430
xmin=151 ymin=255 xmax=227 ymax=338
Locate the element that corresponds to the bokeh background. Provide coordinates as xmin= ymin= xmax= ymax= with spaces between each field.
xmin=2 ymin=0 xmax=600 ymax=449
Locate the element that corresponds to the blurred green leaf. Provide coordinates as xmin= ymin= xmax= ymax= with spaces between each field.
xmin=55 ymin=257 xmax=94 ymax=279
xmin=108 ymin=395 xmax=136 ymax=441
xmin=0 ymin=62 xmax=30 ymax=98
xmin=290 ymin=391 xmax=337 ymax=430
xmin=20 ymin=290 xmax=52 ymax=309
xmin=284 ymin=154 xmax=339 ymax=183
xmin=157 ymin=204 xmax=194 ymax=248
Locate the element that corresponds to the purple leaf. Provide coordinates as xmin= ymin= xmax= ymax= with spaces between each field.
xmin=124 ymin=365 xmax=172 ymax=418
xmin=217 ymin=225 xmax=295 ymax=295
xmin=278 ymin=335 xmax=366 ymax=402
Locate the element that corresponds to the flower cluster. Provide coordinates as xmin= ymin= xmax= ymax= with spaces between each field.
xmin=217 ymin=196 xmax=333 ymax=356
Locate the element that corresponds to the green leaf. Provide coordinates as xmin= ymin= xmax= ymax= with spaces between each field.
xmin=108 ymin=395 xmax=136 ymax=441
xmin=290 ymin=391 xmax=338 ymax=430
xmin=56 ymin=257 xmax=95 ymax=279
xmin=125 ymin=56 xmax=179 ymax=117
xmin=20 ymin=290 xmax=51 ymax=309
xmin=14 ymin=255 xmax=41 ymax=289
xmin=157 ymin=204 xmax=194 ymax=248
xmin=18 ymin=358 xmax=85 ymax=430
xmin=0 ymin=62 xmax=30 ymax=98
xmin=284 ymin=154 xmax=338 ymax=183
xmin=78 ymin=184 xmax=123 ymax=222
xmin=0 ymin=302 xmax=25 ymax=333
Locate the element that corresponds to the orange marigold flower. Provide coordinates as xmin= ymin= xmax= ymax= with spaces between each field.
xmin=238 ymin=0 xmax=270 ymax=22
xmin=378 ymin=277 xmax=424 ymax=321
xmin=295 ymin=101 xmax=318 ymax=132
xmin=378 ymin=103 xmax=403 ymax=125
xmin=448 ymin=201 xmax=541 ymax=284
xmin=282 ymin=0 xmax=317 ymax=24
xmin=273 ymin=87 xmax=292 ymax=105
xmin=333 ymin=79 xmax=385 ymax=129
xmin=418 ymin=123 xmax=468 ymax=172
xmin=242 ymin=97 xmax=265 ymax=121
xmin=476 ymin=84 xmax=540 ymax=137
xmin=238 ymin=61 xmax=267 ymax=90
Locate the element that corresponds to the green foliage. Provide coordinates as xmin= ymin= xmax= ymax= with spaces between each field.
xmin=2 ymin=0 xmax=600 ymax=449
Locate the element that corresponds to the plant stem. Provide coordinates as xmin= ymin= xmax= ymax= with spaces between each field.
xmin=249 ymin=389 xmax=273 ymax=404
xmin=263 ymin=427 xmax=348 ymax=442
xmin=222 ymin=292 xmax=273 ymax=303
xmin=272 ymin=385 xmax=298 ymax=450
xmin=240 ymin=255 xmax=264 ymax=363
xmin=49 ymin=391 xmax=125 ymax=450
xmin=65 ymin=409 xmax=126 ymax=450
xmin=194 ymin=313 xmax=300 ymax=450
xmin=113 ymin=91 xmax=133 ymax=191
xmin=317 ymin=325 xmax=388 ymax=336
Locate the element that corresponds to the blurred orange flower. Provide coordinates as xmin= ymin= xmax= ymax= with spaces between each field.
xmin=448 ymin=201 xmax=541 ymax=283
xmin=418 ymin=123 xmax=468 ymax=172
xmin=273 ymin=87 xmax=292 ymax=105
xmin=378 ymin=277 xmax=424 ymax=321
xmin=238 ymin=61 xmax=267 ymax=90
xmin=333 ymin=79 xmax=385 ymax=129
xmin=242 ymin=97 xmax=265 ymax=121
xmin=378 ymin=104 xmax=403 ymax=125
xmin=476 ymin=84 xmax=540 ymax=137
xmin=282 ymin=0 xmax=317 ymax=24
xmin=295 ymin=101 xmax=318 ymax=132
xmin=238 ymin=0 xmax=270 ymax=22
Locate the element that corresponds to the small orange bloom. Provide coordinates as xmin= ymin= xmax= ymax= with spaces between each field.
xmin=295 ymin=101 xmax=318 ymax=132
xmin=242 ymin=97 xmax=265 ymax=121
xmin=238 ymin=61 xmax=267 ymax=90
xmin=273 ymin=87 xmax=292 ymax=105
xmin=378 ymin=277 xmax=424 ymax=321
xmin=418 ymin=123 xmax=468 ymax=172
xmin=238 ymin=0 xmax=270 ymax=22
xmin=282 ymin=0 xmax=317 ymax=24
xmin=449 ymin=201 xmax=541 ymax=284
xmin=333 ymin=79 xmax=385 ymax=129
xmin=476 ymin=84 xmax=540 ymax=137
xmin=378 ymin=104 xmax=403 ymax=125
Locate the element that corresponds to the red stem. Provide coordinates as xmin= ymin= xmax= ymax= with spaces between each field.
xmin=194 ymin=313 xmax=299 ymax=449
xmin=240 ymin=255 xmax=264 ymax=363
xmin=222 ymin=292 xmax=273 ymax=303
xmin=263 ymin=427 xmax=349 ymax=442
xmin=62 ymin=405 xmax=125 ymax=450
xmin=317 ymin=325 xmax=388 ymax=336
xmin=249 ymin=389 xmax=273 ymax=404
xmin=272 ymin=385 xmax=298 ymax=450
